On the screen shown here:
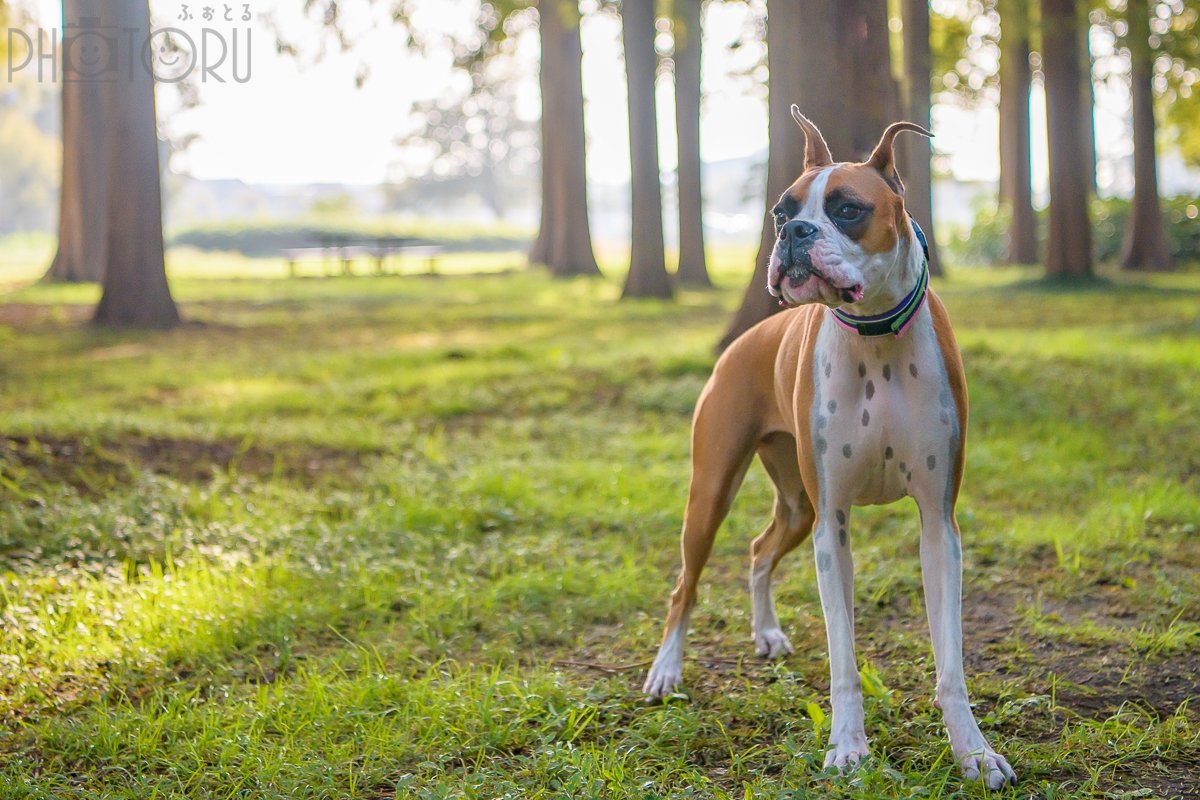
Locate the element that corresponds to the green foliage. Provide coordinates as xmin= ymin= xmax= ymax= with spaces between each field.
xmin=1157 ymin=0 xmax=1200 ymax=165
xmin=930 ymin=0 xmax=1000 ymax=105
xmin=1093 ymin=0 xmax=1200 ymax=165
xmin=946 ymin=195 xmax=1200 ymax=265
xmin=0 ymin=259 xmax=1198 ymax=796
xmin=1093 ymin=194 xmax=1200 ymax=261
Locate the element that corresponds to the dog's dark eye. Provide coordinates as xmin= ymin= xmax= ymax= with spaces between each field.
xmin=834 ymin=203 xmax=864 ymax=222
xmin=773 ymin=209 xmax=787 ymax=228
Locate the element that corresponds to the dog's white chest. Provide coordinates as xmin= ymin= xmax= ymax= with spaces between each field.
xmin=809 ymin=309 xmax=960 ymax=508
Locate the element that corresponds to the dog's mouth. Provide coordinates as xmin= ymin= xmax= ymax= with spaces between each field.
xmin=774 ymin=265 xmax=864 ymax=307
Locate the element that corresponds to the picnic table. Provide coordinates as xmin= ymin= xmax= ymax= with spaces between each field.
xmin=282 ymin=236 xmax=445 ymax=278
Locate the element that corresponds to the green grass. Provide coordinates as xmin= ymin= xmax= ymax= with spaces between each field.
xmin=0 ymin=251 xmax=1198 ymax=798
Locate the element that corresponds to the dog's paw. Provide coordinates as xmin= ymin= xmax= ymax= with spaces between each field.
xmin=752 ymin=627 xmax=794 ymax=659
xmin=960 ymin=749 xmax=1017 ymax=790
xmin=822 ymin=733 xmax=870 ymax=772
xmin=642 ymin=661 xmax=683 ymax=700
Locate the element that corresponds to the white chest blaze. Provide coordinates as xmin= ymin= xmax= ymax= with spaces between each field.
xmin=809 ymin=306 xmax=960 ymax=510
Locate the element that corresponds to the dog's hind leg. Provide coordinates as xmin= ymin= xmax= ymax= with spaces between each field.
xmin=643 ymin=380 xmax=757 ymax=699
xmin=749 ymin=432 xmax=815 ymax=658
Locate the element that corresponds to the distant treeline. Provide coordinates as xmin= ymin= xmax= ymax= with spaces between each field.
xmin=948 ymin=195 xmax=1200 ymax=268
xmin=170 ymin=222 xmax=534 ymax=258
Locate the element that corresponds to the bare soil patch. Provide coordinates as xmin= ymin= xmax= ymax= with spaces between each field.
xmin=0 ymin=434 xmax=371 ymax=496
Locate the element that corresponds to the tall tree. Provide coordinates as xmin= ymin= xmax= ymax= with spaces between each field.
xmin=620 ymin=0 xmax=673 ymax=299
xmin=1120 ymin=0 xmax=1172 ymax=270
xmin=843 ymin=0 xmax=901 ymax=158
xmin=672 ymin=0 xmax=710 ymax=287
xmin=92 ymin=0 xmax=180 ymax=327
xmin=718 ymin=0 xmax=851 ymax=349
xmin=1041 ymin=0 xmax=1093 ymax=278
xmin=998 ymin=0 xmax=1038 ymax=264
xmin=1079 ymin=8 xmax=1098 ymax=195
xmin=531 ymin=0 xmax=602 ymax=277
xmin=899 ymin=0 xmax=942 ymax=277
xmin=45 ymin=0 xmax=109 ymax=282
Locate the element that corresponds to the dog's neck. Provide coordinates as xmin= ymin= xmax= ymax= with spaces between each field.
xmin=835 ymin=220 xmax=926 ymax=323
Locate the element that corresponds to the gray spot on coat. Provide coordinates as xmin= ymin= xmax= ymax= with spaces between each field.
xmin=836 ymin=509 xmax=846 ymax=525
xmin=817 ymin=550 xmax=833 ymax=573
xmin=882 ymin=364 xmax=891 ymax=381
xmin=862 ymin=409 xmax=870 ymax=426
xmin=927 ymin=455 xmax=937 ymax=471
xmin=909 ymin=363 xmax=918 ymax=378
xmin=865 ymin=380 xmax=875 ymax=400
xmin=842 ymin=444 xmax=852 ymax=458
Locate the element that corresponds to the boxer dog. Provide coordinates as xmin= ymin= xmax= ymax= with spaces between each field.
xmin=642 ymin=109 xmax=1017 ymax=789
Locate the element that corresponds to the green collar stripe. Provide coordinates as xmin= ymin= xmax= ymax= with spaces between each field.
xmin=830 ymin=262 xmax=929 ymax=338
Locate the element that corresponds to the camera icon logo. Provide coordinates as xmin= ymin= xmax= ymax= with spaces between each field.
xmin=62 ymin=16 xmax=119 ymax=81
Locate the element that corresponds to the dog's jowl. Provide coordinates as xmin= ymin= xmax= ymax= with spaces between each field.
xmin=643 ymin=109 xmax=1017 ymax=790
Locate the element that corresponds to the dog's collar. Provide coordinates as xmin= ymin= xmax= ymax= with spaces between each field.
xmin=830 ymin=217 xmax=930 ymax=338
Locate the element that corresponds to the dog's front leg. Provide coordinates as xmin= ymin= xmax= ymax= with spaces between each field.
xmin=813 ymin=503 xmax=869 ymax=770
xmin=918 ymin=507 xmax=1017 ymax=789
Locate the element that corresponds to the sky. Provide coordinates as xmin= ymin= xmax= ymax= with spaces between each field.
xmin=22 ymin=0 xmax=1138 ymax=196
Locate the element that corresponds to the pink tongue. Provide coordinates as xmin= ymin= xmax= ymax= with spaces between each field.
xmin=851 ymin=286 xmax=865 ymax=302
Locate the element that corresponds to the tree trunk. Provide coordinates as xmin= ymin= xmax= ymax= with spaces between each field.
xmin=45 ymin=0 xmax=108 ymax=283
xmin=673 ymin=0 xmax=710 ymax=287
xmin=528 ymin=3 xmax=561 ymax=267
xmin=1040 ymin=0 xmax=1093 ymax=279
xmin=718 ymin=0 xmax=853 ymax=349
xmin=898 ymin=0 xmax=942 ymax=276
xmin=620 ymin=0 xmax=673 ymax=299
xmin=1079 ymin=10 xmax=1098 ymax=196
xmin=531 ymin=0 xmax=601 ymax=277
xmin=93 ymin=0 xmax=180 ymax=328
xmin=998 ymin=0 xmax=1038 ymax=264
xmin=843 ymin=0 xmax=901 ymax=159
xmin=1120 ymin=0 xmax=1172 ymax=271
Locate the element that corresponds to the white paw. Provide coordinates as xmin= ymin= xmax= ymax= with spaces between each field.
xmin=960 ymin=748 xmax=1018 ymax=790
xmin=753 ymin=627 xmax=794 ymax=659
xmin=642 ymin=660 xmax=683 ymax=699
xmin=823 ymin=733 xmax=870 ymax=771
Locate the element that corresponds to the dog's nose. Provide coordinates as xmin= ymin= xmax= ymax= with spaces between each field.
xmin=781 ymin=219 xmax=818 ymax=243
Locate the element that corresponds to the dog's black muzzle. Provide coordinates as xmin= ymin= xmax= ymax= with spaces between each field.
xmin=777 ymin=219 xmax=820 ymax=282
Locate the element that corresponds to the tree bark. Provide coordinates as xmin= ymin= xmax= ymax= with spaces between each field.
xmin=898 ymin=0 xmax=942 ymax=276
xmin=998 ymin=0 xmax=1038 ymax=264
xmin=531 ymin=0 xmax=601 ymax=277
xmin=93 ymin=0 xmax=180 ymax=327
xmin=1079 ymin=9 xmax=1098 ymax=196
xmin=529 ymin=2 xmax=561 ymax=267
xmin=843 ymin=0 xmax=901 ymax=159
xmin=673 ymin=0 xmax=710 ymax=287
xmin=1040 ymin=0 xmax=1093 ymax=279
xmin=620 ymin=0 xmax=673 ymax=299
xmin=1120 ymin=0 xmax=1172 ymax=271
xmin=45 ymin=0 xmax=108 ymax=283
xmin=717 ymin=0 xmax=857 ymax=350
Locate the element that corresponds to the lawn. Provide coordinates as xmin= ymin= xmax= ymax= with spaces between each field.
xmin=0 ymin=253 xmax=1198 ymax=798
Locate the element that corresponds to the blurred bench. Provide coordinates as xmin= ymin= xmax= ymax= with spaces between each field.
xmin=282 ymin=238 xmax=445 ymax=277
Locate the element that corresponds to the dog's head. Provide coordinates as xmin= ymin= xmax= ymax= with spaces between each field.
xmin=767 ymin=108 xmax=931 ymax=309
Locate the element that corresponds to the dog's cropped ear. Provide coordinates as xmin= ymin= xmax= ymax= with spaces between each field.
xmin=866 ymin=121 xmax=933 ymax=193
xmin=791 ymin=106 xmax=833 ymax=171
